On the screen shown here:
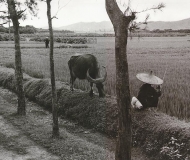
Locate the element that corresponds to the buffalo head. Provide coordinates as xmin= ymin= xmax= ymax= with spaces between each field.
xmin=86 ymin=67 xmax=107 ymax=97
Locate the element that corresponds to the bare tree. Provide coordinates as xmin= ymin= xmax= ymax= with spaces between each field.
xmin=106 ymin=1 xmax=134 ymax=159
xmin=2 ymin=0 xmax=59 ymax=136
xmin=40 ymin=0 xmax=68 ymax=138
xmin=46 ymin=0 xmax=59 ymax=138
xmin=7 ymin=0 xmax=26 ymax=115
xmin=105 ymin=0 xmax=164 ymax=160
xmin=0 ymin=0 xmax=38 ymax=115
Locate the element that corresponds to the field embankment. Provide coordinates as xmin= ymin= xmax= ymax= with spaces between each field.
xmin=0 ymin=66 xmax=189 ymax=160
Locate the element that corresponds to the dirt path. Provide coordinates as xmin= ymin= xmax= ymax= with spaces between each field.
xmin=0 ymin=102 xmax=59 ymax=160
xmin=0 ymin=118 xmax=58 ymax=160
xmin=0 ymin=87 xmax=149 ymax=160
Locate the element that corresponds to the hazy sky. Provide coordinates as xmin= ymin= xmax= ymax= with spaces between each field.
xmin=18 ymin=0 xmax=190 ymax=28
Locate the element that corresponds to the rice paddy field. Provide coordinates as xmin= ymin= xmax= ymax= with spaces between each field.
xmin=0 ymin=36 xmax=190 ymax=121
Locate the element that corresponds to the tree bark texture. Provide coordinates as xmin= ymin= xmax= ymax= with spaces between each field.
xmin=106 ymin=0 xmax=135 ymax=159
xmin=7 ymin=0 xmax=26 ymax=115
xmin=46 ymin=0 xmax=59 ymax=138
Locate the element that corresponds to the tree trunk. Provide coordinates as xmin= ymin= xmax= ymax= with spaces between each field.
xmin=8 ymin=11 xmax=11 ymax=41
xmin=115 ymin=26 xmax=131 ymax=160
xmin=106 ymin=0 xmax=135 ymax=159
xmin=46 ymin=0 xmax=59 ymax=138
xmin=7 ymin=0 xmax=26 ymax=116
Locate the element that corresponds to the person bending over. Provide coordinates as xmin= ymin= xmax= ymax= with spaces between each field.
xmin=132 ymin=71 xmax=163 ymax=110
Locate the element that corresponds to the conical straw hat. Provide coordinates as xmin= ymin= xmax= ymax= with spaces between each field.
xmin=136 ymin=71 xmax=163 ymax=85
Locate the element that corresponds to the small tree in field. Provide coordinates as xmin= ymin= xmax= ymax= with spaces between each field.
xmin=39 ymin=0 xmax=60 ymax=138
xmin=7 ymin=0 xmax=26 ymax=115
xmin=46 ymin=0 xmax=59 ymax=138
xmin=0 ymin=0 xmax=37 ymax=115
xmin=105 ymin=0 xmax=164 ymax=159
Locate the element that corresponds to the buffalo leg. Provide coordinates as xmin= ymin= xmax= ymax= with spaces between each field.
xmin=89 ymin=82 xmax=93 ymax=97
xmin=70 ymin=76 xmax=76 ymax=91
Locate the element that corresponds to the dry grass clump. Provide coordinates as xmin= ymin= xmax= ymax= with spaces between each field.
xmin=0 ymin=66 xmax=190 ymax=159
xmin=24 ymin=79 xmax=49 ymax=101
xmin=57 ymin=89 xmax=118 ymax=136
xmin=132 ymin=110 xmax=190 ymax=159
xmin=0 ymin=67 xmax=16 ymax=91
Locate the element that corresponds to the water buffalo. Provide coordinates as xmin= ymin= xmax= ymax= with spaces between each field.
xmin=68 ymin=54 xmax=107 ymax=97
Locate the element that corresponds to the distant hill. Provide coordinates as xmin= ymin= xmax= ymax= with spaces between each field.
xmin=54 ymin=18 xmax=190 ymax=32
xmin=55 ymin=21 xmax=113 ymax=32
xmin=143 ymin=18 xmax=190 ymax=31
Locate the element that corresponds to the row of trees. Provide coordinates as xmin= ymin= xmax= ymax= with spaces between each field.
xmin=0 ymin=25 xmax=75 ymax=34
xmin=0 ymin=0 xmax=164 ymax=159
xmin=0 ymin=24 xmax=37 ymax=34
xmin=0 ymin=0 xmax=59 ymax=135
xmin=0 ymin=26 xmax=36 ymax=34
xmin=152 ymin=29 xmax=190 ymax=33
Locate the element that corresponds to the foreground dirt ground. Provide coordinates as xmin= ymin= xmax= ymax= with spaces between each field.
xmin=0 ymin=115 xmax=59 ymax=160
xmin=0 ymin=87 xmax=149 ymax=160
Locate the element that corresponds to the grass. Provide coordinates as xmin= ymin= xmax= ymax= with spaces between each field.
xmin=0 ymin=37 xmax=190 ymax=121
xmin=0 ymin=132 xmax=28 ymax=155
xmin=0 ymin=91 xmax=115 ymax=160
xmin=0 ymin=68 xmax=190 ymax=160
xmin=0 ymin=87 xmax=151 ymax=160
xmin=58 ymin=44 xmax=89 ymax=49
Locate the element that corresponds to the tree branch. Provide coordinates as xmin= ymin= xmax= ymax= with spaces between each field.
xmin=126 ymin=3 xmax=165 ymax=35
xmin=0 ymin=11 xmax=6 ymax=13
xmin=51 ymin=16 xmax=58 ymax=20
xmin=133 ymin=3 xmax=165 ymax=14
xmin=0 ymin=20 xmax=8 ymax=25
xmin=0 ymin=15 xmax=9 ymax=19
xmin=17 ymin=9 xmax=26 ymax=17
xmin=52 ymin=0 xmax=72 ymax=20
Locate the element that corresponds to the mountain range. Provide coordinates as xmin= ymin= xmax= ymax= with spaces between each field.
xmin=143 ymin=18 xmax=190 ymax=31
xmin=54 ymin=18 xmax=190 ymax=32
xmin=55 ymin=21 xmax=113 ymax=32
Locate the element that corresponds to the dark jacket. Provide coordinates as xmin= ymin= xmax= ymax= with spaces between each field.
xmin=45 ymin=38 xmax=49 ymax=48
xmin=137 ymin=83 xmax=161 ymax=108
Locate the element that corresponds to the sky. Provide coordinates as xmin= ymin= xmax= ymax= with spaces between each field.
xmin=4 ymin=0 xmax=190 ymax=28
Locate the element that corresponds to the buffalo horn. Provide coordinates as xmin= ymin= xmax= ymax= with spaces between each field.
xmin=86 ymin=66 xmax=107 ymax=84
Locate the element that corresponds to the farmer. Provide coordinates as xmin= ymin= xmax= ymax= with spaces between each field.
xmin=45 ymin=37 xmax=49 ymax=48
xmin=131 ymin=71 xmax=163 ymax=109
